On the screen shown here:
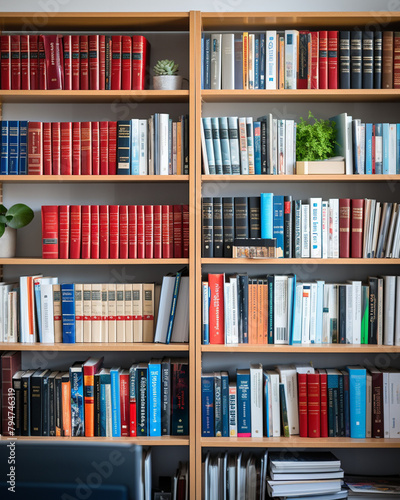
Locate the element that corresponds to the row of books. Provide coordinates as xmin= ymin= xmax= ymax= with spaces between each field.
xmin=201 ymin=364 xmax=400 ymax=439
xmin=0 ymin=116 xmax=189 ymax=176
xmin=201 ymin=196 xmax=400 ymax=259
xmin=0 ymin=34 xmax=149 ymax=90
xmin=41 ymin=204 xmax=189 ymax=259
xmin=1 ymin=272 xmax=189 ymax=345
xmin=1 ymin=352 xmax=189 ymax=438
xmin=203 ymin=273 xmax=400 ymax=346
xmin=202 ymin=30 xmax=394 ymax=90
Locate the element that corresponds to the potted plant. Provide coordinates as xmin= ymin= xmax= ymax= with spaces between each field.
xmin=0 ymin=203 xmax=34 ymax=258
xmin=296 ymin=111 xmax=344 ymax=174
xmin=153 ymin=59 xmax=182 ymax=90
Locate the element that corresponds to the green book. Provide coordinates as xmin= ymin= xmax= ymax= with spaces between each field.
xmin=361 ymin=285 xmax=369 ymax=344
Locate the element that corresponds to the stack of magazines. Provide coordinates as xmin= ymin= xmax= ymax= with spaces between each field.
xmin=344 ymin=476 xmax=400 ymax=499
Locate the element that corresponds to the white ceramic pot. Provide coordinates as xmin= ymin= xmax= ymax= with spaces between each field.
xmin=0 ymin=226 xmax=17 ymax=258
xmin=153 ymin=75 xmax=183 ymax=90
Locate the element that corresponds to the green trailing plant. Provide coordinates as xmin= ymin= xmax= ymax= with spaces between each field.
xmin=0 ymin=203 xmax=34 ymax=238
xmin=153 ymin=59 xmax=179 ymax=76
xmin=296 ymin=111 xmax=338 ymax=161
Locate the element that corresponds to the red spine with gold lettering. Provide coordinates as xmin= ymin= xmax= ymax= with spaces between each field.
xmin=71 ymin=35 xmax=80 ymax=90
xmin=80 ymin=35 xmax=89 ymax=90
xmin=109 ymin=205 xmax=119 ymax=259
xmin=60 ymin=122 xmax=72 ymax=175
xmin=43 ymin=35 xmax=62 ymax=90
xmin=319 ymin=30 xmax=328 ymax=89
xmin=81 ymin=121 xmax=92 ymax=175
xmin=11 ymin=34 xmax=21 ymax=90
xmin=69 ymin=205 xmax=82 ymax=259
xmin=137 ymin=205 xmax=145 ymax=259
xmin=59 ymin=205 xmax=70 ymax=259
xmin=393 ymin=32 xmax=400 ymax=89
xmin=1 ymin=35 xmax=11 ymax=90
xmin=132 ymin=35 xmax=149 ymax=90
xmin=144 ymin=205 xmax=154 ymax=259
xmin=108 ymin=121 xmax=117 ymax=175
xmin=92 ymin=121 xmax=100 ymax=175
xmin=120 ymin=371 xmax=130 ymax=437
xmin=318 ymin=368 xmax=328 ymax=437
xmin=20 ymin=35 xmax=30 ymax=90
xmin=182 ymin=204 xmax=189 ymax=258
xmin=27 ymin=121 xmax=43 ymax=175
xmin=51 ymin=122 xmax=61 ymax=175
xmin=72 ymin=122 xmax=81 ymax=175
xmin=128 ymin=205 xmax=137 ymax=259
xmin=99 ymin=205 xmax=109 ymax=259
xmin=339 ymin=198 xmax=351 ymax=258
xmin=121 ymin=36 xmax=132 ymax=90
xmin=81 ymin=205 xmax=91 ymax=259
xmin=351 ymin=199 xmax=364 ymax=258
xmin=42 ymin=122 xmax=52 ymax=175
xmin=153 ymin=205 xmax=162 ymax=259
xmin=298 ymin=373 xmax=308 ymax=437
xmin=209 ymin=273 xmax=225 ymax=344
xmin=328 ymin=31 xmax=338 ymax=89
xmin=119 ymin=205 xmax=129 ymax=259
xmin=162 ymin=205 xmax=172 ymax=258
xmin=41 ymin=205 xmax=59 ymax=258
xmin=173 ymin=205 xmax=183 ymax=258
xmin=99 ymin=35 xmax=106 ymax=90
xmin=91 ymin=205 xmax=100 ymax=259
xmin=307 ymin=373 xmax=321 ymax=438
xmin=99 ymin=121 xmax=109 ymax=175
xmin=111 ymin=35 xmax=122 ymax=90
xmin=89 ymin=35 xmax=99 ymax=90
xmin=38 ymin=35 xmax=47 ymax=90
xmin=63 ymin=35 xmax=72 ymax=90
xmin=29 ymin=35 xmax=39 ymax=90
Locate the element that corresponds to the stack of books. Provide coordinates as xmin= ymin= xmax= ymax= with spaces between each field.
xmin=344 ymin=476 xmax=400 ymax=499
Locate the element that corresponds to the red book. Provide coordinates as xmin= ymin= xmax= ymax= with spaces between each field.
xmin=129 ymin=372 xmax=137 ymax=437
xmin=42 ymin=122 xmax=52 ymax=175
xmin=92 ymin=122 xmax=100 ymax=175
xmin=372 ymin=125 xmax=376 ymax=174
xmin=128 ymin=205 xmax=137 ymax=259
xmin=70 ymin=205 xmax=82 ymax=259
xmin=99 ymin=205 xmax=109 ymax=259
xmin=60 ymin=122 xmax=73 ymax=175
xmin=370 ymin=367 xmax=384 ymax=438
xmin=81 ymin=121 xmax=92 ymax=175
xmin=307 ymin=373 xmax=321 ymax=438
xmin=109 ymin=205 xmax=119 ymax=259
xmin=99 ymin=35 xmax=106 ymax=90
xmin=11 ymin=35 xmax=21 ymax=90
xmin=51 ymin=122 xmax=61 ymax=175
xmin=0 ymin=35 xmax=11 ymax=90
xmin=88 ymin=35 xmax=99 ymax=90
xmin=108 ymin=121 xmax=117 ymax=175
xmin=91 ymin=205 xmax=100 ymax=259
xmin=41 ymin=205 xmax=59 ymax=258
xmin=298 ymin=373 xmax=308 ymax=437
xmin=1 ymin=352 xmax=21 ymax=436
xmin=119 ymin=205 xmax=129 ymax=259
xmin=394 ymin=33 xmax=400 ymax=89
xmin=319 ymin=30 xmax=328 ymax=89
xmin=27 ymin=121 xmax=43 ymax=175
xmin=72 ymin=122 xmax=81 ymax=175
xmin=328 ymin=31 xmax=338 ymax=89
xmin=83 ymin=357 xmax=103 ymax=437
xmin=132 ymin=35 xmax=149 ymax=90
xmin=20 ymin=35 xmax=30 ymax=90
xmin=59 ymin=205 xmax=70 ymax=259
xmin=99 ymin=122 xmax=109 ymax=175
xmin=208 ymin=273 xmax=225 ymax=344
xmin=63 ymin=35 xmax=72 ymax=90
xmin=339 ymin=198 xmax=351 ymax=258
xmin=81 ymin=205 xmax=91 ymax=259
xmin=71 ymin=35 xmax=80 ymax=90
xmin=43 ymin=34 xmax=62 ymax=90
xmin=351 ymin=199 xmax=364 ymax=258
xmin=29 ymin=35 xmax=39 ymax=90
xmin=173 ymin=205 xmax=183 ymax=258
xmin=111 ymin=35 xmax=122 ymax=90
xmin=162 ymin=205 xmax=173 ymax=258
xmin=182 ymin=204 xmax=189 ymax=258
xmin=38 ymin=35 xmax=47 ymax=90
xmin=120 ymin=370 xmax=130 ymax=437
xmin=317 ymin=368 xmax=328 ymax=438
xmin=121 ymin=36 xmax=132 ymax=90
xmin=80 ymin=35 xmax=89 ymax=90
xmin=144 ymin=205 xmax=154 ymax=259
xmin=137 ymin=205 xmax=145 ymax=259
xmin=153 ymin=205 xmax=162 ymax=259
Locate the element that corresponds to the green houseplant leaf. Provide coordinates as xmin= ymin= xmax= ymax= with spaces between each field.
xmin=296 ymin=111 xmax=338 ymax=161
xmin=4 ymin=204 xmax=34 ymax=229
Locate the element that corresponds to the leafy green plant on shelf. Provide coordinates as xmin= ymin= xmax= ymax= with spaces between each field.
xmin=153 ymin=59 xmax=183 ymax=90
xmin=0 ymin=203 xmax=34 ymax=237
xmin=296 ymin=111 xmax=338 ymax=161
xmin=153 ymin=59 xmax=179 ymax=76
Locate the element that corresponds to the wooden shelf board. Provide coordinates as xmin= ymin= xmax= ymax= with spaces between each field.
xmin=201 ymin=344 xmax=400 ymax=353
xmin=1 ymin=436 xmax=189 ymax=446
xmin=201 ymin=437 xmax=400 ymax=448
xmin=201 ymin=258 xmax=400 ymax=265
xmin=0 ymin=342 xmax=189 ymax=352
xmin=0 ymin=90 xmax=189 ymax=104
xmin=0 ymin=175 xmax=189 ymax=183
xmin=202 ymin=89 xmax=400 ymax=103
xmin=0 ymin=258 xmax=189 ymax=265
xmin=202 ymin=174 xmax=400 ymax=183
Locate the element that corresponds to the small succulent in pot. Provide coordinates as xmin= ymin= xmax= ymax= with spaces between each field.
xmin=153 ymin=59 xmax=182 ymax=90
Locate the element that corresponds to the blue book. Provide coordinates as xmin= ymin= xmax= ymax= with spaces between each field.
xmin=61 ymin=284 xmax=75 ymax=343
xmin=99 ymin=369 xmax=111 ymax=437
xmin=237 ymin=370 xmax=251 ymax=437
xmin=110 ymin=367 xmax=121 ymax=437
xmin=8 ymin=121 xmax=19 ymax=175
xmin=148 ymin=360 xmax=161 ymax=437
xmin=347 ymin=365 xmax=366 ymax=438
xmin=254 ymin=35 xmax=260 ymax=89
xmin=117 ymin=120 xmax=131 ymax=174
xmin=253 ymin=121 xmax=261 ymax=174
xmin=70 ymin=363 xmax=85 ymax=436
xmin=130 ymin=119 xmax=139 ymax=175
xmin=326 ymin=369 xmax=340 ymax=437
xmin=214 ymin=372 xmax=222 ymax=437
xmin=221 ymin=371 xmax=229 ymax=437
xmin=201 ymin=373 xmax=214 ymax=436
xmin=1 ymin=121 xmax=8 ymax=175
xmin=365 ymin=123 xmax=373 ymax=174
xmin=165 ymin=271 xmax=182 ymax=344
xmin=227 ymin=116 xmax=241 ymax=175
xmin=211 ymin=117 xmax=223 ymax=174
xmin=201 ymin=35 xmax=205 ymax=90
xmin=19 ymin=120 xmax=28 ymax=175
xmin=315 ymin=280 xmax=324 ymax=344
xmin=382 ymin=122 xmax=390 ymax=175
xmin=202 ymin=117 xmax=216 ymax=175
xmin=375 ymin=123 xmax=383 ymax=174
xmin=219 ymin=117 xmax=232 ymax=174
xmin=273 ymin=195 xmax=284 ymax=258
xmin=204 ymin=34 xmax=211 ymax=89
xmin=234 ymin=36 xmax=243 ymax=90
xmin=259 ymin=34 xmax=266 ymax=89
xmin=260 ymin=193 xmax=273 ymax=239
xmin=397 ymin=124 xmax=400 ymax=174
xmin=263 ymin=371 xmax=270 ymax=436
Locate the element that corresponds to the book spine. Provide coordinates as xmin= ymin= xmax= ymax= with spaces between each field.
xmin=144 ymin=205 xmax=154 ymax=259
xmin=111 ymin=35 xmax=122 ymax=90
xmin=136 ymin=367 xmax=148 ymax=436
xmin=319 ymin=30 xmax=328 ymax=89
xmin=69 ymin=205 xmax=82 ymax=259
xmin=350 ymin=31 xmax=362 ymax=89
xmin=339 ymin=198 xmax=350 ymax=258
xmin=28 ymin=122 xmax=43 ymax=174
xmin=382 ymin=31 xmax=394 ymax=89
xmin=121 ymin=35 xmax=132 ymax=90
xmin=90 ymin=205 xmax=99 ymax=259
xmin=78 ymin=35 xmax=89 ymax=90
xmin=99 ymin=205 xmax=109 ymax=259
xmin=307 ymin=373 xmax=321 ymax=437
xmin=10 ymin=35 xmax=21 ymax=90
xmin=363 ymin=31 xmax=374 ymax=89
xmin=119 ymin=373 xmax=129 ymax=437
xmin=8 ymin=121 xmax=19 ymax=175
xmin=1 ymin=36 xmax=11 ymax=90
xmin=61 ymin=284 xmax=75 ymax=343
xmin=202 ymin=197 xmax=213 ymax=258
xmin=88 ymin=35 xmax=99 ymax=90
xmin=80 ymin=121 xmax=92 ymax=175
xmin=339 ymin=31 xmax=350 ymax=89
xmin=137 ymin=205 xmax=145 ymax=259
xmin=80 ymin=205 xmax=91 ymax=259
xmin=20 ymin=35 xmax=30 ymax=90
xmin=59 ymin=205 xmax=70 ymax=259
xmin=63 ymin=35 xmax=72 ymax=90
xmin=237 ymin=371 xmax=251 ymax=437
xmin=372 ymin=371 xmax=384 ymax=438
xmin=60 ymin=122 xmax=72 ymax=175
xmin=153 ymin=205 xmax=162 ymax=259
xmin=201 ymin=375 xmax=214 ymax=436
xmin=351 ymin=199 xmax=364 ymax=258
xmin=328 ymin=31 xmax=338 ymax=89
xmin=298 ymin=372 xmax=308 ymax=437
xmin=109 ymin=205 xmax=120 ymax=259
xmin=41 ymin=205 xmax=59 ymax=258
xmin=319 ymin=371 xmax=328 ymax=437
xmin=91 ymin=121 xmax=100 ymax=175
xmin=374 ymin=32 xmax=382 ymax=89
xmin=132 ymin=36 xmax=148 ymax=90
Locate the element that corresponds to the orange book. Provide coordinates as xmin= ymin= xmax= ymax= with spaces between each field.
xmin=262 ymin=280 xmax=269 ymax=344
xmin=242 ymin=32 xmax=249 ymax=89
xmin=279 ymin=34 xmax=285 ymax=89
xmin=83 ymin=357 xmax=104 ymax=437
xmin=61 ymin=374 xmax=71 ymax=437
xmin=177 ymin=121 xmax=182 ymax=175
xmin=248 ymin=279 xmax=254 ymax=343
xmin=257 ymin=279 xmax=264 ymax=344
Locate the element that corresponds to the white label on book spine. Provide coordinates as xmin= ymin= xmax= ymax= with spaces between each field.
xmin=266 ymin=31 xmax=277 ymax=89
xmin=250 ymin=364 xmax=263 ymax=437
xmin=301 ymin=204 xmax=310 ymax=258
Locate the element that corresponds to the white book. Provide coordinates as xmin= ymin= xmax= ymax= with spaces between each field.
xmin=0 ymin=284 xmax=5 ymax=342
xmin=277 ymin=119 xmax=285 ymax=174
xmin=91 ymin=283 xmax=102 ymax=343
xmin=210 ymin=34 xmax=222 ymax=90
xmin=301 ymin=284 xmax=311 ymax=344
xmin=309 ymin=282 xmax=317 ymax=343
xmin=315 ymin=280 xmax=325 ymax=344
xmin=250 ymin=363 xmax=263 ymax=437
xmin=148 ymin=116 xmax=154 ymax=175
xmin=154 ymin=276 xmax=175 ymax=343
xmin=228 ymin=382 xmax=237 ymax=437
xmin=285 ymin=120 xmax=295 ymax=175
xmin=101 ymin=283 xmax=109 ymax=343
xmin=385 ymin=204 xmax=398 ymax=257
xmin=238 ymin=118 xmax=249 ymax=174
xmin=248 ymin=34 xmax=255 ymax=89
xmin=200 ymin=119 xmax=210 ymax=175
xmin=171 ymin=277 xmax=189 ymax=343
xmin=395 ymin=277 xmax=400 ymax=346
xmin=366 ymin=371 xmax=372 ymax=438
xmin=389 ymin=124 xmax=397 ymax=174
xmin=392 ymin=208 xmax=400 ymax=258
xmin=377 ymin=277 xmax=384 ymax=345
xmin=301 ymin=204 xmax=310 ymax=258
xmin=383 ymin=370 xmax=390 ymax=438
xmin=224 ymin=282 xmax=232 ymax=344
xmin=158 ymin=113 xmax=170 ymax=175
xmin=138 ymin=119 xmax=148 ymax=175
xmin=1 ymin=284 xmax=13 ymax=342
xmin=265 ymin=370 xmax=280 ymax=436
xmin=346 ymin=115 xmax=354 ymax=174
xmin=383 ymin=275 xmax=396 ymax=346
xmin=74 ymin=283 xmax=83 ymax=343
xmin=329 ymin=199 xmax=339 ymax=258
xmin=371 ymin=201 xmax=381 ymax=257
xmin=7 ymin=291 xmax=18 ymax=343
xmin=389 ymin=369 xmax=400 ymax=438
xmin=132 ymin=283 xmax=143 ymax=342
xmin=221 ymin=34 xmax=235 ymax=90
xmin=309 ymin=198 xmax=322 ymax=258
xmin=348 ymin=280 xmax=361 ymax=344
xmin=246 ymin=117 xmax=255 ymax=174
xmin=274 ymin=275 xmax=288 ymax=345
xmin=124 ymin=283 xmax=134 ymax=343
xmin=20 ymin=275 xmax=41 ymax=344
xmin=172 ymin=121 xmax=177 ymax=174
xmin=367 ymin=199 xmax=377 ymax=257
xmin=292 ymin=283 xmax=303 ymax=344
xmin=266 ymin=30 xmax=277 ymax=89
xmin=41 ymin=281 xmax=59 ymax=343
xmin=83 ymin=283 xmax=92 ymax=343
xmin=275 ymin=365 xmax=299 ymax=435
xmin=130 ymin=119 xmax=140 ymax=174
xmin=107 ymin=284 xmax=117 ymax=343
xmin=284 ymin=30 xmax=298 ymax=89
xmin=230 ymin=276 xmax=239 ymax=344
xmin=345 ymin=284 xmax=353 ymax=344
xmin=322 ymin=201 xmax=329 ymax=259
xmin=322 ymin=284 xmax=330 ymax=343
xmin=330 ymin=113 xmax=353 ymax=175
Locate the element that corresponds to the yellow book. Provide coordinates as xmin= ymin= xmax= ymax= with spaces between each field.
xmin=243 ymin=32 xmax=249 ymax=89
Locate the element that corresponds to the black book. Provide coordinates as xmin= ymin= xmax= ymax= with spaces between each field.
xmin=339 ymin=31 xmax=350 ymax=89
xmin=362 ymin=31 xmax=374 ymax=89
xmin=234 ymin=197 xmax=249 ymax=239
xmin=136 ymin=363 xmax=148 ymax=437
xmin=248 ymin=196 xmax=261 ymax=239
xmin=222 ymin=197 xmax=234 ymax=258
xmin=105 ymin=35 xmax=112 ymax=90
xmin=238 ymin=274 xmax=249 ymax=344
xmin=183 ymin=114 xmax=189 ymax=175
xmin=350 ymin=31 xmax=362 ymax=89
xmin=267 ymin=275 xmax=274 ymax=344
xmin=171 ymin=359 xmax=189 ymax=436
xmin=161 ymin=358 xmax=171 ymax=436
xmin=338 ymin=284 xmax=346 ymax=344
xmin=213 ymin=197 xmax=223 ymax=258
xmin=48 ymin=371 xmax=58 ymax=437
xmin=55 ymin=372 xmax=63 ymax=436
xmin=42 ymin=371 xmax=50 ymax=436
xmin=374 ymin=31 xmax=383 ymax=89
xmin=368 ymin=277 xmax=378 ymax=344
xmin=22 ymin=370 xmax=35 ymax=436
xmin=12 ymin=371 xmax=25 ymax=436
xmin=94 ymin=373 xmax=101 ymax=437
xmin=202 ymin=197 xmax=213 ymax=257
xmin=333 ymin=387 xmax=339 ymax=437
xmin=338 ymin=373 xmax=345 ymax=437
xmin=31 ymin=369 xmax=50 ymax=436
xmin=284 ymin=196 xmax=292 ymax=258
xmin=260 ymin=120 xmax=267 ymax=174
